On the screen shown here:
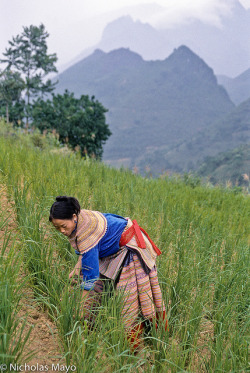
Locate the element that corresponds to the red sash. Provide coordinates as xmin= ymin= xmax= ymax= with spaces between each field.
xmin=119 ymin=219 xmax=162 ymax=256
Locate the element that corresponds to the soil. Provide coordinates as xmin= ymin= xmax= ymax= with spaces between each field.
xmin=0 ymin=184 xmax=65 ymax=372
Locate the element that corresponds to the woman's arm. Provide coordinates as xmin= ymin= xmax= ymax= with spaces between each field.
xmin=68 ymin=256 xmax=89 ymax=300
xmin=69 ymin=254 xmax=82 ymax=280
xmin=69 ymin=245 xmax=100 ymax=291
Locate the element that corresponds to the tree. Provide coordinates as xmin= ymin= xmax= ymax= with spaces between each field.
xmin=32 ymin=90 xmax=112 ymax=159
xmin=0 ymin=70 xmax=25 ymax=123
xmin=1 ymin=24 xmax=58 ymax=123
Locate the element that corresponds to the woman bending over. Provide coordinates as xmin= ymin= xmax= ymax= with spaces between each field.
xmin=49 ymin=196 xmax=167 ymax=349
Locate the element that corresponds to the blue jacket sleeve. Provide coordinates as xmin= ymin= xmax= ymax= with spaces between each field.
xmin=80 ymin=246 xmax=99 ymax=291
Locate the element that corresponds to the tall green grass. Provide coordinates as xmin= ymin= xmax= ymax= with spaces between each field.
xmin=0 ymin=129 xmax=249 ymax=372
xmin=0 ymin=198 xmax=33 ymax=365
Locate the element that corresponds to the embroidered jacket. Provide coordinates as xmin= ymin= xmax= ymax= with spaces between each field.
xmin=68 ymin=210 xmax=159 ymax=291
xmin=69 ymin=210 xmax=127 ymax=290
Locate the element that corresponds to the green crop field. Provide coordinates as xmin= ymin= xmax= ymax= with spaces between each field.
xmin=0 ymin=121 xmax=249 ymax=372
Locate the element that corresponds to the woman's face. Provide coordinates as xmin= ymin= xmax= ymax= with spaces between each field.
xmin=52 ymin=214 xmax=77 ymax=236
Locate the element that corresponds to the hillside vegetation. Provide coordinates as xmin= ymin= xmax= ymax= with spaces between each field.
xmin=55 ymin=46 xmax=234 ymax=172
xmin=142 ymin=97 xmax=250 ymax=177
xmin=197 ymin=144 xmax=250 ymax=187
xmin=0 ymin=120 xmax=249 ymax=372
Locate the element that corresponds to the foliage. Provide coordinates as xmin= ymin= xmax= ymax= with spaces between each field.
xmin=0 ymin=70 xmax=25 ymax=123
xmin=0 ymin=24 xmax=58 ymax=109
xmin=0 ymin=119 xmax=68 ymax=154
xmin=197 ymin=144 xmax=250 ymax=188
xmin=0 ymin=24 xmax=111 ymax=159
xmin=182 ymin=173 xmax=201 ymax=188
xmin=32 ymin=90 xmax=111 ymax=159
xmin=0 ymin=197 xmax=33 ymax=365
xmin=0 ymin=100 xmax=26 ymax=126
xmin=0 ymin=129 xmax=249 ymax=371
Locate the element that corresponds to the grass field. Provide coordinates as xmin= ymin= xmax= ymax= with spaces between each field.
xmin=0 ymin=122 xmax=249 ymax=372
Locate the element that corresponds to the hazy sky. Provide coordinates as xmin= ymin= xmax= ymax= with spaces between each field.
xmin=1 ymin=0 xmax=249 ymax=69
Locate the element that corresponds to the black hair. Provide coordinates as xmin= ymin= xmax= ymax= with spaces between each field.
xmin=49 ymin=196 xmax=81 ymax=221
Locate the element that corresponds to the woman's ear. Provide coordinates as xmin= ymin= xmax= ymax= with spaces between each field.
xmin=72 ymin=213 xmax=77 ymax=223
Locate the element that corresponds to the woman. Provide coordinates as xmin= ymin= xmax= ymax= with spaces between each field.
xmin=49 ymin=196 xmax=167 ymax=349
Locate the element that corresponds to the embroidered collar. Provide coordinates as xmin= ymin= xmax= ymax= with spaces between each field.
xmin=69 ymin=209 xmax=107 ymax=254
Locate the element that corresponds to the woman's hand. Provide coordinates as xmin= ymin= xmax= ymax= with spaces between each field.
xmin=69 ymin=268 xmax=80 ymax=283
xmin=69 ymin=255 xmax=82 ymax=283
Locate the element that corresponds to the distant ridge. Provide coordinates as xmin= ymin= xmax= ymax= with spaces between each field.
xmin=55 ymin=46 xmax=235 ymax=173
xmin=144 ymin=97 xmax=250 ymax=175
xmin=65 ymin=0 xmax=250 ymax=77
xmin=217 ymin=68 xmax=250 ymax=105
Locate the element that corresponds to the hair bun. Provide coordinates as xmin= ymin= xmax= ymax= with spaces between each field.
xmin=55 ymin=196 xmax=69 ymax=202
xmin=49 ymin=196 xmax=81 ymax=221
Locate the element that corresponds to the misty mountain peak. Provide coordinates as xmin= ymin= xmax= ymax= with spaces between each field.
xmin=171 ymin=45 xmax=207 ymax=64
xmin=92 ymin=49 xmax=105 ymax=57
xmin=102 ymin=48 xmax=143 ymax=68
xmin=81 ymin=48 xmax=105 ymax=65
xmin=168 ymin=45 xmax=216 ymax=82
xmin=104 ymin=15 xmax=133 ymax=29
xmin=81 ymin=1 xmax=249 ymax=76
xmin=99 ymin=15 xmax=159 ymax=57
xmin=102 ymin=15 xmax=155 ymax=39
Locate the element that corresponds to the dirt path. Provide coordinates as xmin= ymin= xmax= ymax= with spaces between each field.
xmin=0 ymin=184 xmax=65 ymax=371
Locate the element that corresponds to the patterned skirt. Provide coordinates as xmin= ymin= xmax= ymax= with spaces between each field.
xmin=116 ymin=251 xmax=166 ymax=328
xmin=84 ymin=249 xmax=167 ymax=348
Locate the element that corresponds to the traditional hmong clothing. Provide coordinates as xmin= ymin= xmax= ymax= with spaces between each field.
xmin=68 ymin=210 xmax=167 ymax=345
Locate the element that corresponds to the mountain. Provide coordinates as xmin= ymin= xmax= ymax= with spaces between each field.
xmin=96 ymin=16 xmax=167 ymax=61
xmin=141 ymin=97 xmax=250 ymax=175
xmin=69 ymin=0 xmax=250 ymax=77
xmin=55 ymin=46 xmax=234 ymax=171
xmin=217 ymin=68 xmax=250 ymax=105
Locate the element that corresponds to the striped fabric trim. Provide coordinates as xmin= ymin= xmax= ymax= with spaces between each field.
xmin=99 ymin=247 xmax=127 ymax=279
xmin=77 ymin=252 xmax=167 ymax=342
xmin=121 ymin=218 xmax=158 ymax=270
xmin=98 ymin=218 xmax=160 ymax=281
xmin=69 ymin=210 xmax=107 ymax=254
xmin=116 ymin=252 xmax=166 ymax=330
